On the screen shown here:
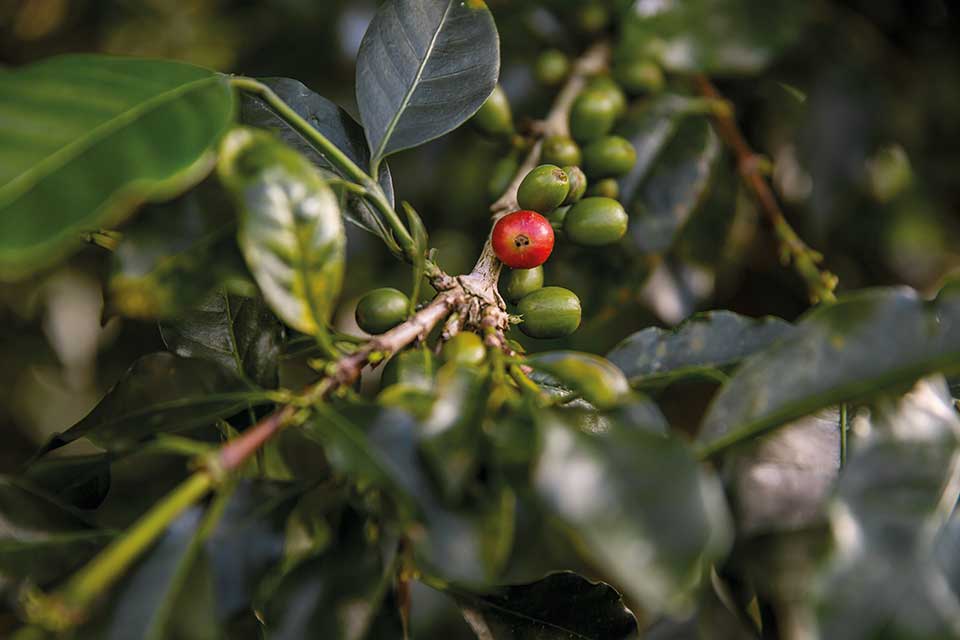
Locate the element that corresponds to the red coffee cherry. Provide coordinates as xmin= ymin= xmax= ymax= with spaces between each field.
xmin=492 ymin=210 xmax=555 ymax=269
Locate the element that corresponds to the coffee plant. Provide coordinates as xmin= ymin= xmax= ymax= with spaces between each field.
xmin=2 ymin=0 xmax=960 ymax=638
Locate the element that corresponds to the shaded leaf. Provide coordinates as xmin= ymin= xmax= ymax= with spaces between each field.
xmin=0 ymin=55 xmax=235 ymax=279
xmin=22 ymin=453 xmax=112 ymax=510
xmin=449 ymin=571 xmax=639 ymax=640
xmin=356 ymin=0 xmax=500 ymax=171
xmin=533 ymin=410 xmax=731 ymax=614
xmin=218 ymin=128 xmax=346 ymax=339
xmin=698 ymin=284 xmax=960 ymax=456
xmin=606 ymin=311 xmax=793 ymax=389
xmin=526 ymin=351 xmax=631 ymax=410
xmin=160 ymin=290 xmax=284 ymax=389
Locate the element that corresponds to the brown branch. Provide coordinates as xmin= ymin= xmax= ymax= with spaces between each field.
xmin=694 ymin=75 xmax=838 ymax=304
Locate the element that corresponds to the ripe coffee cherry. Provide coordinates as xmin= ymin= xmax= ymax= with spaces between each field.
xmin=565 ymin=197 xmax=629 ymax=246
xmin=586 ymin=177 xmax=619 ymax=199
xmin=582 ymin=135 xmax=637 ymax=179
xmin=614 ymin=59 xmax=665 ymax=95
xmin=586 ymin=75 xmax=627 ymax=118
xmin=542 ymin=135 xmax=582 ymax=167
xmin=570 ymin=89 xmax=618 ymax=143
xmin=492 ymin=210 xmax=555 ymax=269
xmin=356 ymin=287 xmax=409 ymax=334
xmin=441 ymin=332 xmax=486 ymax=365
xmin=517 ymin=164 xmax=570 ymax=213
xmin=472 ymin=85 xmax=513 ymax=138
xmin=562 ymin=166 xmax=587 ymax=204
xmin=505 ymin=265 xmax=544 ymax=304
xmin=535 ymin=49 xmax=570 ymax=86
xmin=518 ymin=286 xmax=581 ymax=338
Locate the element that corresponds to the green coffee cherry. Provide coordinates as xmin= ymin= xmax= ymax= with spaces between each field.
xmin=562 ymin=165 xmax=587 ymax=204
xmin=586 ymin=177 xmax=619 ymax=199
xmin=614 ymin=59 xmax=665 ymax=95
xmin=505 ymin=265 xmax=544 ymax=304
xmin=586 ymin=75 xmax=627 ymax=119
xmin=546 ymin=205 xmax=570 ymax=230
xmin=542 ymin=135 xmax=582 ymax=167
xmin=576 ymin=3 xmax=609 ymax=34
xmin=516 ymin=164 xmax=570 ymax=213
xmin=355 ymin=287 xmax=409 ymax=334
xmin=488 ymin=154 xmax=520 ymax=202
xmin=441 ymin=332 xmax=486 ymax=365
xmin=472 ymin=84 xmax=513 ymax=138
xmin=381 ymin=347 xmax=435 ymax=391
xmin=582 ymin=135 xmax=637 ymax=179
xmin=535 ymin=49 xmax=570 ymax=86
xmin=569 ymin=89 xmax=618 ymax=143
xmin=518 ymin=286 xmax=581 ymax=339
xmin=564 ymin=197 xmax=628 ymax=246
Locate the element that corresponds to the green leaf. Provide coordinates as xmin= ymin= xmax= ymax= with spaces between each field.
xmin=606 ymin=311 xmax=794 ymax=389
xmin=160 ymin=290 xmax=284 ymax=389
xmin=356 ymin=0 xmax=500 ymax=172
xmin=107 ymin=181 xmax=253 ymax=320
xmin=0 ymin=476 xmax=113 ymax=589
xmin=0 ymin=54 xmax=235 ymax=279
xmin=526 ymin=351 xmax=631 ymax=410
xmin=619 ymin=0 xmax=806 ymax=75
xmin=698 ymin=284 xmax=960 ymax=457
xmin=817 ymin=377 xmax=960 ymax=639
xmin=22 ymin=453 xmax=112 ymax=510
xmin=533 ymin=410 xmax=731 ymax=615
xmin=219 ymin=128 xmax=346 ymax=340
xmin=42 ymin=352 xmax=267 ymax=454
xmin=627 ymin=118 xmax=720 ymax=256
xmin=239 ymin=77 xmax=397 ymax=240
xmin=402 ymin=201 xmax=429 ymax=310
xmin=447 ymin=571 xmax=639 ymax=640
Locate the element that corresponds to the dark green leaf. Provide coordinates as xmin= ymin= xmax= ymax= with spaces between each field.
xmin=526 ymin=351 xmax=631 ymax=410
xmin=627 ymin=118 xmax=720 ymax=256
xmin=22 ymin=453 xmax=112 ymax=510
xmin=43 ymin=352 xmax=267 ymax=453
xmin=619 ymin=0 xmax=806 ymax=75
xmin=160 ymin=290 xmax=284 ymax=389
xmin=356 ymin=0 xmax=500 ymax=171
xmin=219 ymin=128 xmax=346 ymax=339
xmin=606 ymin=311 xmax=794 ymax=389
xmin=0 ymin=55 xmax=235 ymax=279
xmin=533 ymin=410 xmax=731 ymax=614
xmin=448 ymin=571 xmax=639 ymax=640
xmin=698 ymin=284 xmax=960 ymax=457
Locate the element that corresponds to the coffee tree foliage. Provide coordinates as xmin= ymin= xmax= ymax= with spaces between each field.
xmin=2 ymin=0 xmax=960 ymax=638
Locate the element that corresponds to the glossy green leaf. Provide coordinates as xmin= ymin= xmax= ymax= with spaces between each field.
xmin=42 ymin=352 xmax=268 ymax=454
xmin=817 ymin=377 xmax=960 ymax=638
xmin=218 ymin=128 xmax=346 ymax=339
xmin=606 ymin=311 xmax=794 ymax=389
xmin=448 ymin=571 xmax=639 ymax=640
xmin=160 ymin=290 xmax=284 ymax=389
xmin=0 ymin=54 xmax=235 ymax=279
xmin=22 ymin=453 xmax=112 ymax=510
xmin=698 ymin=284 xmax=960 ymax=457
xmin=356 ymin=0 xmax=500 ymax=171
xmin=533 ymin=410 xmax=731 ymax=614
xmin=627 ymin=118 xmax=720 ymax=256
xmin=619 ymin=0 xmax=806 ymax=75
xmin=526 ymin=352 xmax=631 ymax=410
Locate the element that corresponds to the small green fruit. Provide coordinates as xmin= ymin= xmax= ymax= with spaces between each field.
xmin=518 ymin=286 xmax=581 ymax=339
xmin=564 ymin=197 xmax=628 ymax=246
xmin=517 ymin=164 xmax=570 ymax=213
xmin=381 ymin=347 xmax=435 ymax=391
xmin=582 ymin=135 xmax=637 ymax=179
xmin=441 ymin=332 xmax=486 ymax=365
xmin=472 ymin=85 xmax=513 ymax=138
xmin=562 ymin=166 xmax=587 ymax=204
xmin=542 ymin=135 xmax=582 ymax=167
xmin=569 ymin=89 xmax=618 ymax=143
xmin=488 ymin=154 xmax=520 ymax=202
xmin=546 ymin=205 xmax=570 ymax=230
xmin=355 ymin=288 xmax=409 ymax=334
xmin=535 ymin=49 xmax=570 ymax=86
xmin=586 ymin=75 xmax=627 ymax=118
xmin=505 ymin=266 xmax=544 ymax=304
xmin=576 ymin=3 xmax=609 ymax=34
xmin=586 ymin=177 xmax=619 ymax=199
xmin=614 ymin=59 xmax=665 ymax=95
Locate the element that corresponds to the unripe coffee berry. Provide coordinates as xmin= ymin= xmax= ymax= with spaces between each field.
xmin=562 ymin=166 xmax=587 ymax=204
xmin=576 ymin=3 xmax=609 ymax=34
xmin=582 ymin=135 xmax=637 ymax=179
xmin=441 ymin=332 xmax=486 ymax=366
xmin=488 ymin=154 xmax=520 ymax=201
xmin=472 ymin=85 xmax=513 ymax=138
xmin=546 ymin=205 xmax=570 ymax=230
xmin=535 ymin=49 xmax=570 ymax=86
xmin=518 ymin=286 xmax=581 ymax=339
xmin=586 ymin=177 xmax=619 ymax=199
xmin=542 ymin=135 xmax=582 ymax=167
xmin=356 ymin=288 xmax=409 ymax=334
xmin=517 ymin=164 xmax=570 ymax=213
xmin=586 ymin=75 xmax=627 ymax=119
xmin=570 ymin=89 xmax=618 ymax=143
xmin=564 ymin=197 xmax=629 ymax=246
xmin=614 ymin=59 xmax=665 ymax=95
xmin=492 ymin=210 xmax=555 ymax=269
xmin=505 ymin=265 xmax=544 ymax=304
